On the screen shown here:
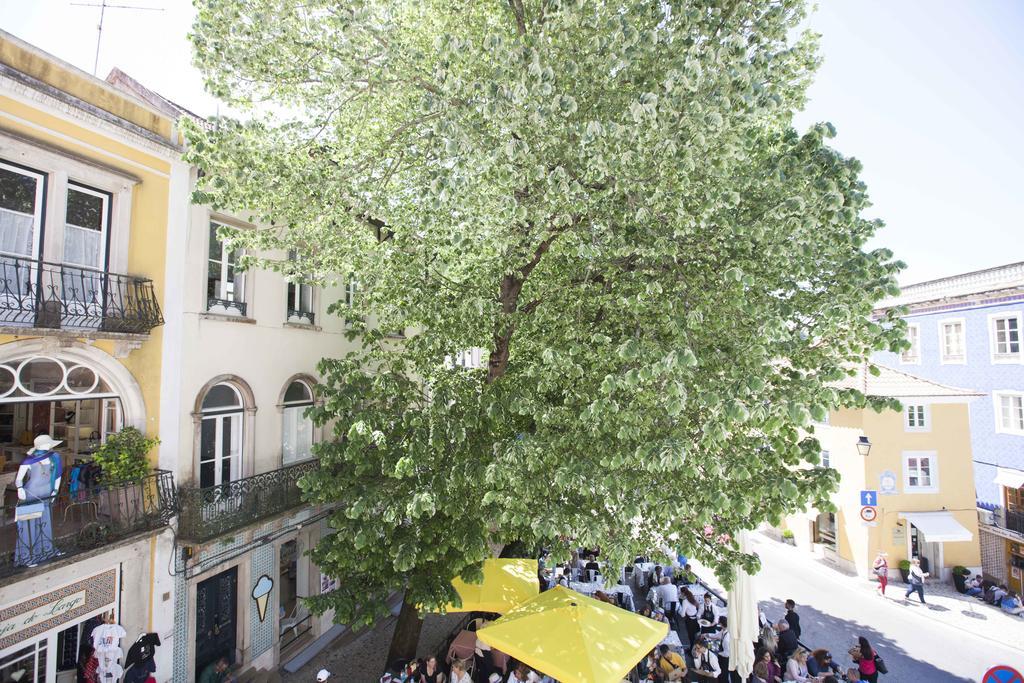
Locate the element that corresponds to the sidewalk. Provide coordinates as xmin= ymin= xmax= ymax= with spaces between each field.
xmin=695 ymin=532 xmax=1024 ymax=653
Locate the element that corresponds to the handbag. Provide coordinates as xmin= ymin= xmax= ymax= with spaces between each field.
xmin=874 ymin=654 xmax=888 ymax=675
xmin=15 ymin=501 xmax=45 ymax=521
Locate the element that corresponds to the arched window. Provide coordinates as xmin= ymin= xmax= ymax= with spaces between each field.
xmin=281 ymin=380 xmax=315 ymax=465
xmin=199 ymin=382 xmax=243 ymax=488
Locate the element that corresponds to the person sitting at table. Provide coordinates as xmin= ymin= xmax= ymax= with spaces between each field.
xmin=689 ymin=641 xmax=721 ymax=681
xmin=584 ymin=554 xmax=601 ymax=581
xmin=569 ymin=550 xmax=586 ymax=580
xmin=679 ymin=587 xmax=700 ymax=647
xmin=638 ymin=650 xmax=664 ymax=682
xmin=656 ymin=577 xmax=679 ymax=625
xmin=652 ymin=607 xmax=668 ymax=624
xmin=965 ymin=574 xmax=984 ymax=597
xmin=807 ymin=650 xmax=839 ymax=678
xmin=782 ymin=650 xmax=812 ymax=682
xmin=449 ymin=660 xmax=471 ymax=683
xmin=506 ymin=664 xmax=528 ymax=683
xmin=775 ymin=621 xmax=798 ymax=664
xmin=755 ymin=648 xmax=783 ymax=683
xmin=751 ymin=662 xmax=770 ymax=683
xmin=657 ymin=644 xmax=687 ymax=682
xmin=680 ymin=564 xmax=697 ymax=585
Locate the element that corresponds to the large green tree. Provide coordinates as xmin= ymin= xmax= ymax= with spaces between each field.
xmin=187 ymin=0 xmax=905 ymax=662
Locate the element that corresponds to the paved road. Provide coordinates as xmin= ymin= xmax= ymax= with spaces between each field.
xmin=734 ymin=532 xmax=1023 ymax=682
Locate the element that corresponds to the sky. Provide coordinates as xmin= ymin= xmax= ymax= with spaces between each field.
xmin=2 ymin=0 xmax=1022 ymax=285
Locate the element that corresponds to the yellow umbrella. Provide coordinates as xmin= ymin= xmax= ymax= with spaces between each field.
xmin=476 ymin=586 xmax=668 ymax=683
xmin=443 ymin=558 xmax=539 ymax=613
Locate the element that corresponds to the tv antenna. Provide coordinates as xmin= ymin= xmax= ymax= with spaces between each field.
xmin=70 ymin=1 xmax=165 ymax=76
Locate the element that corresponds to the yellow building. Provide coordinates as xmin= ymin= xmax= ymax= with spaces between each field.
xmin=0 ymin=31 xmax=184 ymax=683
xmin=782 ymin=363 xmax=983 ymax=582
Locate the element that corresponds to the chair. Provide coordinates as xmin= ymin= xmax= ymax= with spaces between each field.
xmin=279 ymin=603 xmax=303 ymax=639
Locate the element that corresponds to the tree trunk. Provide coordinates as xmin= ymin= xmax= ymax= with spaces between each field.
xmin=385 ymin=596 xmax=423 ymax=670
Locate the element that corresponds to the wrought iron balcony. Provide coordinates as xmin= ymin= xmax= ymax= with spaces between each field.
xmin=1005 ymin=509 xmax=1024 ymax=536
xmin=0 ymin=469 xmax=176 ymax=580
xmin=287 ymin=308 xmax=315 ymax=326
xmin=207 ymin=296 xmax=247 ymax=317
xmin=0 ymin=256 xmax=163 ymax=335
xmin=177 ymin=460 xmax=319 ymax=542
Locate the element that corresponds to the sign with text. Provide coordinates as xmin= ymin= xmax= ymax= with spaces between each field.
xmin=0 ymin=569 xmax=117 ymax=652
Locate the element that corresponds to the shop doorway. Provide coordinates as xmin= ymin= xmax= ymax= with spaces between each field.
xmin=278 ymin=540 xmax=311 ymax=652
xmin=195 ymin=567 xmax=237 ymax=681
xmin=909 ymin=524 xmax=942 ymax=577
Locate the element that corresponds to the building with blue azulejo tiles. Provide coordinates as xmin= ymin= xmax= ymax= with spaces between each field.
xmin=873 ymin=261 xmax=1024 ymax=594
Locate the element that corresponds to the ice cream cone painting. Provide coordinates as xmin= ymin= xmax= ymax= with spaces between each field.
xmin=252 ymin=574 xmax=274 ymax=622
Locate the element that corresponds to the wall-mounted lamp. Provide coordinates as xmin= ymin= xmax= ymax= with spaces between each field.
xmin=856 ymin=435 xmax=872 ymax=457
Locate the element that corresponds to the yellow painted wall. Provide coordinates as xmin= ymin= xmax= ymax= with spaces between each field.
xmin=827 ymin=404 xmax=981 ymax=572
xmin=1 ymin=31 xmax=173 ymax=140
xmin=0 ymin=55 xmax=174 ymax=461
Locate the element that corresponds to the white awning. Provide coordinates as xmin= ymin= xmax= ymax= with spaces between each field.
xmin=994 ymin=467 xmax=1024 ymax=490
xmin=900 ymin=511 xmax=973 ymax=543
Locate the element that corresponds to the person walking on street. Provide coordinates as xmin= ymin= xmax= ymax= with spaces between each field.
xmin=783 ymin=600 xmax=801 ymax=639
xmin=903 ymin=557 xmax=928 ymax=604
xmin=872 ymin=552 xmax=888 ymax=597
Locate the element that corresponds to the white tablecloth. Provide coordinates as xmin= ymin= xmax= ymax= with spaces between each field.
xmin=659 ymin=630 xmax=683 ymax=650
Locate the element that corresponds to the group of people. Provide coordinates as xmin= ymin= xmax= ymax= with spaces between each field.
xmin=381 ymin=654 xmax=558 ymax=683
xmin=754 ymin=622 xmax=882 ymax=683
xmin=964 ymin=576 xmax=1024 ymax=616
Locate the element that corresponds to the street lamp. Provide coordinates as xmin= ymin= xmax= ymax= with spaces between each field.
xmin=856 ymin=435 xmax=872 ymax=457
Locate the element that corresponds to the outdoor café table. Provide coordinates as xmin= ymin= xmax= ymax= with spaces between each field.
xmin=607 ymin=584 xmax=636 ymax=611
xmin=568 ymin=580 xmax=604 ymax=596
xmin=446 ymin=629 xmax=477 ymax=664
xmin=658 ymin=629 xmax=683 ymax=651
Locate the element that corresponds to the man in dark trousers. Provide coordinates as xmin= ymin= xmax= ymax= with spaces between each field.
xmin=784 ymin=599 xmax=801 ymax=639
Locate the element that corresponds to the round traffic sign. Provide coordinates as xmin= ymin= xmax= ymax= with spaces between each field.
xmin=983 ymin=665 xmax=1024 ymax=683
xmin=860 ymin=506 xmax=877 ymax=522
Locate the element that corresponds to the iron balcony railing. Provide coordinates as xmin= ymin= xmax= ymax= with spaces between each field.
xmin=1005 ymin=509 xmax=1024 ymax=536
xmin=287 ymin=308 xmax=315 ymax=326
xmin=207 ymin=296 xmax=247 ymax=317
xmin=0 ymin=469 xmax=176 ymax=580
xmin=0 ymin=255 xmax=164 ymax=334
xmin=177 ymin=460 xmax=319 ymax=542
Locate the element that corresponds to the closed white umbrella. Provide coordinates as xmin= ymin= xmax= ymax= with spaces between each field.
xmin=727 ymin=530 xmax=758 ymax=679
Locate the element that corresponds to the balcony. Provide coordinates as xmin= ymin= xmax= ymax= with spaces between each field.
xmin=177 ymin=460 xmax=319 ymax=543
xmin=0 ymin=256 xmax=164 ymax=335
xmin=1006 ymin=509 xmax=1024 ymax=536
xmin=0 ymin=469 xmax=176 ymax=580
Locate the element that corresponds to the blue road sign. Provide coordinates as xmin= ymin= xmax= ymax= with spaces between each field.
xmin=982 ymin=665 xmax=1023 ymax=683
xmin=860 ymin=490 xmax=878 ymax=507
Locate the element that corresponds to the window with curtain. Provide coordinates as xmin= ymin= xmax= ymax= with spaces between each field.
xmin=0 ymin=161 xmax=44 ymax=260
xmin=282 ymin=380 xmax=315 ymax=465
xmin=63 ymin=184 xmax=108 ymax=270
xmin=992 ymin=315 xmax=1022 ymax=360
xmin=939 ymin=320 xmax=965 ymax=363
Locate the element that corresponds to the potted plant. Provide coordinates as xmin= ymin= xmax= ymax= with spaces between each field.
xmin=951 ymin=565 xmax=969 ymax=593
xmin=92 ymin=427 xmax=159 ymax=527
xmin=898 ymin=559 xmax=911 ymax=583
xmin=781 ymin=529 xmax=796 ymax=546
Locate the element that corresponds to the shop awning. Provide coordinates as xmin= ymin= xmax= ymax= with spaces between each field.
xmin=994 ymin=467 xmax=1024 ymax=490
xmin=899 ymin=511 xmax=973 ymax=543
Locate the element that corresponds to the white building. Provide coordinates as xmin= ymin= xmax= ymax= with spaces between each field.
xmin=107 ymin=72 xmax=356 ymax=682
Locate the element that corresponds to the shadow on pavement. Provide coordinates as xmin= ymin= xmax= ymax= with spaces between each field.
xmin=759 ymin=597 xmax=973 ymax=683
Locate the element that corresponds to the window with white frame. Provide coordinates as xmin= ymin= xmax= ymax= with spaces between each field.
xmin=939 ymin=319 xmax=965 ymax=363
xmin=282 ymin=379 xmax=315 ymax=464
xmin=905 ymin=404 xmax=929 ymax=431
xmin=207 ymin=221 xmax=246 ymax=314
xmin=902 ymin=451 xmax=938 ymax=493
xmin=901 ymin=323 xmax=920 ymax=364
xmin=199 ymin=382 xmax=244 ymax=488
xmin=995 ymin=392 xmax=1024 ymax=435
xmin=344 ymin=275 xmax=358 ymax=307
xmin=286 ymin=252 xmax=314 ymax=324
xmin=63 ymin=184 xmax=110 ymax=271
xmin=990 ymin=314 xmax=1023 ymax=362
xmin=820 ymin=449 xmax=830 ymax=468
xmin=0 ymin=161 xmax=45 ymax=261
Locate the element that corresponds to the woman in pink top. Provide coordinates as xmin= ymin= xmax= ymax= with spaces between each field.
xmin=852 ymin=636 xmax=878 ymax=683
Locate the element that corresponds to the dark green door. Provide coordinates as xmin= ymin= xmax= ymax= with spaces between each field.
xmin=195 ymin=567 xmax=238 ymax=681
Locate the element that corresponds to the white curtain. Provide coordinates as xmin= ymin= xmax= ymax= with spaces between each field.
xmin=63 ymin=224 xmax=103 ymax=269
xmin=0 ymin=210 xmax=35 ymax=257
xmin=282 ymin=405 xmax=313 ymax=464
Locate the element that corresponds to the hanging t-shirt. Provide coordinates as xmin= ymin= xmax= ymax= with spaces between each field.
xmin=98 ymin=662 xmax=124 ymax=682
xmin=92 ymin=624 xmax=126 ymax=651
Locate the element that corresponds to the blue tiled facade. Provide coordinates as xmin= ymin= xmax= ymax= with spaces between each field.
xmin=874 ymin=294 xmax=1024 ymax=506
